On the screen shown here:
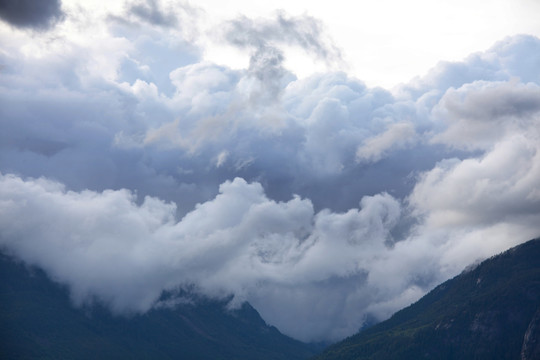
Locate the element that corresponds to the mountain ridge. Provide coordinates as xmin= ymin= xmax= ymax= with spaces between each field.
xmin=3 ymin=237 xmax=540 ymax=359
xmin=0 ymin=252 xmax=317 ymax=360
xmin=314 ymin=237 xmax=540 ymax=360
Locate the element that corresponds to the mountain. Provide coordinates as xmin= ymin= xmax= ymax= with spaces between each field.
xmin=314 ymin=238 xmax=540 ymax=360
xmin=0 ymin=253 xmax=316 ymax=360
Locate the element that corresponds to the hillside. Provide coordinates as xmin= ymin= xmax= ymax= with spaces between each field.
xmin=314 ymin=238 xmax=540 ymax=360
xmin=0 ymin=253 xmax=316 ymax=360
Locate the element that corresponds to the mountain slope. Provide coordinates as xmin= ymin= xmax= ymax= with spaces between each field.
xmin=314 ymin=237 xmax=540 ymax=360
xmin=0 ymin=253 xmax=316 ymax=360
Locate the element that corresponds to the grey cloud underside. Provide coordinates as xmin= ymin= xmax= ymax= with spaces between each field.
xmin=224 ymin=11 xmax=342 ymax=63
xmin=129 ymin=0 xmax=178 ymax=27
xmin=0 ymin=0 xmax=64 ymax=30
xmin=1 ymin=4 xmax=540 ymax=342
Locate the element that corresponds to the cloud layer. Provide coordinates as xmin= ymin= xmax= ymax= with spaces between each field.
xmin=1 ymin=0 xmax=540 ymax=342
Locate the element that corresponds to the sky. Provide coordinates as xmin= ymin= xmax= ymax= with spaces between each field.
xmin=1 ymin=0 xmax=540 ymax=343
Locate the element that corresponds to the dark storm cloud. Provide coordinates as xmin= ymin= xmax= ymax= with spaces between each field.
xmin=0 ymin=0 xmax=64 ymax=30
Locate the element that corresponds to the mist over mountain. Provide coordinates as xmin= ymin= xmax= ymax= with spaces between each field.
xmin=314 ymin=238 xmax=540 ymax=360
xmin=0 ymin=252 xmax=317 ymax=359
xmin=3 ymin=237 xmax=539 ymax=359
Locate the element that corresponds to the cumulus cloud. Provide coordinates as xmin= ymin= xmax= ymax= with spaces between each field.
xmin=411 ymin=83 xmax=540 ymax=227
xmin=0 ymin=0 xmax=64 ymax=30
xmin=1 ymin=2 xmax=540 ymax=343
xmin=0 ymin=173 xmax=402 ymax=341
xmin=432 ymin=79 xmax=540 ymax=150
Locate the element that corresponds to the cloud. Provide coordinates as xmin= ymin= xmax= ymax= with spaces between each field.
xmin=109 ymin=0 xmax=202 ymax=33
xmin=399 ymin=35 xmax=540 ymax=101
xmin=223 ymin=11 xmax=342 ymax=65
xmin=1 ymin=2 xmax=540 ymax=343
xmin=215 ymin=150 xmax=229 ymax=167
xmin=127 ymin=0 xmax=179 ymax=28
xmin=410 ymin=135 xmax=540 ymax=225
xmin=432 ymin=79 xmax=540 ymax=150
xmin=412 ymin=76 xmax=540 ymax=229
xmin=221 ymin=11 xmax=343 ymax=104
xmin=411 ymin=86 xmax=540 ymax=227
xmin=0 ymin=173 xmax=402 ymax=341
xmin=0 ymin=0 xmax=64 ymax=30
xmin=356 ymin=122 xmax=419 ymax=163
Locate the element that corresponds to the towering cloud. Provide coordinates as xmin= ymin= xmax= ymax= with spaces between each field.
xmin=0 ymin=0 xmax=539 ymax=342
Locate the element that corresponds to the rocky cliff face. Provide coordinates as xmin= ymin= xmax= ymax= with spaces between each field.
xmin=522 ymin=306 xmax=540 ymax=360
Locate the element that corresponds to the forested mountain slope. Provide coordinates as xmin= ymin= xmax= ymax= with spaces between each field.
xmin=0 ymin=253 xmax=316 ymax=360
xmin=315 ymin=238 xmax=540 ymax=360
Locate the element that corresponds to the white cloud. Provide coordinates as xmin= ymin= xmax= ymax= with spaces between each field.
xmin=356 ymin=122 xmax=418 ymax=163
xmin=410 ymin=135 xmax=540 ymax=227
xmin=432 ymin=79 xmax=540 ymax=150
xmin=0 ymin=173 xmax=402 ymax=341
xmin=215 ymin=150 xmax=228 ymax=167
